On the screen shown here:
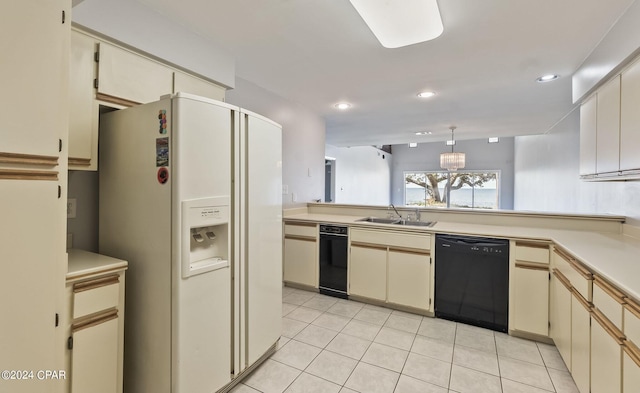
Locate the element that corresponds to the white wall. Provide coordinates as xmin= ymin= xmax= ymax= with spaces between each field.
xmin=325 ymin=145 xmax=392 ymax=205
xmin=226 ymin=78 xmax=326 ymax=207
xmin=514 ymin=109 xmax=640 ymax=226
xmin=391 ymin=138 xmax=515 ymax=209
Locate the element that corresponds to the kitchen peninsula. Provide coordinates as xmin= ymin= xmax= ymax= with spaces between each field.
xmin=283 ymin=202 xmax=640 ymax=393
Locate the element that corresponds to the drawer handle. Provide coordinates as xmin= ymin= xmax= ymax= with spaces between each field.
xmin=515 ymin=261 xmax=548 ymax=271
xmin=73 ymin=274 xmax=119 ymax=293
xmin=515 ymin=241 xmax=550 ymax=250
xmin=72 ymin=308 xmax=118 ymax=333
xmin=388 ymin=246 xmax=430 ymax=256
xmin=351 ymin=241 xmax=387 ymax=251
xmin=284 ymin=234 xmax=316 ymax=242
xmin=591 ymin=308 xmax=625 ymax=344
xmin=624 ymin=340 xmax=640 ymax=368
xmin=593 ymin=275 xmax=626 ymax=304
xmin=552 ymin=269 xmax=572 ymax=290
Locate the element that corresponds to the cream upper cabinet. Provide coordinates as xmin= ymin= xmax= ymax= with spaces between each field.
xmin=511 ymin=242 xmax=550 ymax=337
xmin=387 ymin=249 xmax=430 ymax=311
xmin=580 ymin=94 xmax=598 ymax=176
xmin=97 ymin=42 xmax=173 ymax=105
xmin=283 ymin=223 xmax=317 ymax=288
xmin=620 ymin=57 xmax=640 ymax=172
xmin=173 ymin=71 xmax=226 ymax=102
xmin=1 ymin=1 xmax=69 ymax=157
xmin=69 ymin=29 xmax=98 ymax=170
xmin=596 ymin=75 xmax=621 ymax=174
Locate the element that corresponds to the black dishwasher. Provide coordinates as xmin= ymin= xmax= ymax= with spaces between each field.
xmin=319 ymin=224 xmax=348 ymax=299
xmin=435 ymin=234 xmax=509 ymax=332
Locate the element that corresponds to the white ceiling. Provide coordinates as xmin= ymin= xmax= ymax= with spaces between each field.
xmin=135 ymin=0 xmax=635 ymax=146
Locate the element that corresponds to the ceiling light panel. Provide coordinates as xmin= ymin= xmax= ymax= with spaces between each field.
xmin=349 ymin=0 xmax=444 ymax=48
xmin=417 ymin=91 xmax=436 ymax=98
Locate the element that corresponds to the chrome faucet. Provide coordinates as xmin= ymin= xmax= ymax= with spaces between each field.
xmin=389 ymin=204 xmax=403 ymax=220
xmin=415 ymin=208 xmax=421 ymax=221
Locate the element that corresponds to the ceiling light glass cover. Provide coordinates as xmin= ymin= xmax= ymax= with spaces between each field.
xmin=349 ymin=0 xmax=444 ymax=48
xmin=440 ymin=126 xmax=465 ymax=171
xmin=417 ymin=91 xmax=436 ymax=98
xmin=536 ymin=74 xmax=559 ymax=83
xmin=334 ymin=102 xmax=352 ymax=110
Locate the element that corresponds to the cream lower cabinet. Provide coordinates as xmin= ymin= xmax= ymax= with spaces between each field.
xmin=387 ymin=248 xmax=430 ymax=310
xmin=571 ymin=290 xmax=591 ymax=393
xmin=623 ymin=341 xmax=640 ymax=392
xmin=283 ymin=222 xmax=318 ymax=288
xmin=590 ymin=309 xmax=624 ymax=393
xmin=349 ymin=228 xmax=431 ymax=311
xmin=66 ymin=268 xmax=126 ymax=393
xmin=511 ymin=242 xmax=550 ymax=337
xmin=550 ymin=269 xmax=572 ymax=369
xmin=349 ymin=243 xmax=387 ymax=301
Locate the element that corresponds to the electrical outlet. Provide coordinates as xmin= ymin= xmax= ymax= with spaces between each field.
xmin=67 ymin=198 xmax=77 ymax=218
xmin=282 ymin=185 xmax=289 ymax=194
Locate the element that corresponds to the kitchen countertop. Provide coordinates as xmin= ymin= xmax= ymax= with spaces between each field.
xmin=284 ymin=213 xmax=640 ymax=303
xmin=67 ymin=249 xmax=128 ymax=281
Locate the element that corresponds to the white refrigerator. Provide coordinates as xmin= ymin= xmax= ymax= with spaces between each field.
xmin=98 ymin=93 xmax=282 ymax=393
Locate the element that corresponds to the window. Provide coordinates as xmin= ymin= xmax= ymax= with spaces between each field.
xmin=404 ymin=171 xmax=500 ymax=209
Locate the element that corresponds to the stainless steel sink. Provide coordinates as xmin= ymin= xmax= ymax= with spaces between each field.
xmin=355 ymin=217 xmax=436 ymax=227
xmin=356 ymin=217 xmax=401 ymax=224
xmin=394 ymin=220 xmax=436 ymax=227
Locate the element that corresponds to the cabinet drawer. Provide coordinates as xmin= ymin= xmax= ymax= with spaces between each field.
xmin=554 ymin=248 xmax=593 ymax=302
xmin=73 ymin=275 xmax=120 ymax=319
xmin=351 ymin=228 xmax=430 ymax=251
xmin=593 ymin=275 xmax=625 ymax=329
xmin=625 ymin=298 xmax=640 ymax=345
xmin=515 ymin=242 xmax=549 ymax=265
xmin=284 ymin=223 xmax=317 ymax=238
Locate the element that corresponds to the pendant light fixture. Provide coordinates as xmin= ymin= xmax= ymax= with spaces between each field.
xmin=440 ymin=126 xmax=466 ymax=171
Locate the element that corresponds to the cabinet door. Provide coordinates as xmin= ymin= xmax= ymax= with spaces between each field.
xmin=620 ymin=58 xmax=640 ymax=172
xmin=349 ymin=244 xmax=386 ymax=301
xmin=69 ymin=30 xmax=98 ymax=170
xmin=283 ymin=237 xmax=317 ymax=287
xmin=591 ymin=313 xmax=623 ymax=393
xmin=173 ymin=71 xmax=225 ymax=101
xmin=0 ymin=0 xmax=69 ymax=157
xmin=97 ymin=43 xmax=173 ymax=105
xmin=550 ymin=271 xmax=572 ymax=369
xmin=387 ymin=249 xmax=430 ymax=310
xmin=596 ymin=75 xmax=621 ymax=174
xmin=512 ymin=266 xmax=549 ymax=336
xmin=571 ymin=294 xmax=591 ymax=393
xmin=623 ymin=343 xmax=640 ymax=393
xmin=71 ymin=316 xmax=119 ymax=393
xmin=580 ymin=95 xmax=597 ymax=176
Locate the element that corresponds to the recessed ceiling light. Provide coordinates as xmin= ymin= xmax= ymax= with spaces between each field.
xmin=408 ymin=142 xmax=418 ymax=148
xmin=536 ymin=74 xmax=559 ymax=83
xmin=417 ymin=91 xmax=436 ymax=98
xmin=334 ymin=102 xmax=352 ymax=110
xmin=415 ymin=131 xmax=432 ymax=135
xmin=488 ymin=137 xmax=500 ymax=143
xmin=349 ymin=0 xmax=444 ymax=48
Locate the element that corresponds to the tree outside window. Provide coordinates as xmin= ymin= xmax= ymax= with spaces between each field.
xmin=404 ymin=171 xmax=499 ymax=209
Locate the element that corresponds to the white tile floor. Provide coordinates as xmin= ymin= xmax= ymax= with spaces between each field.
xmin=231 ymin=287 xmax=579 ymax=393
